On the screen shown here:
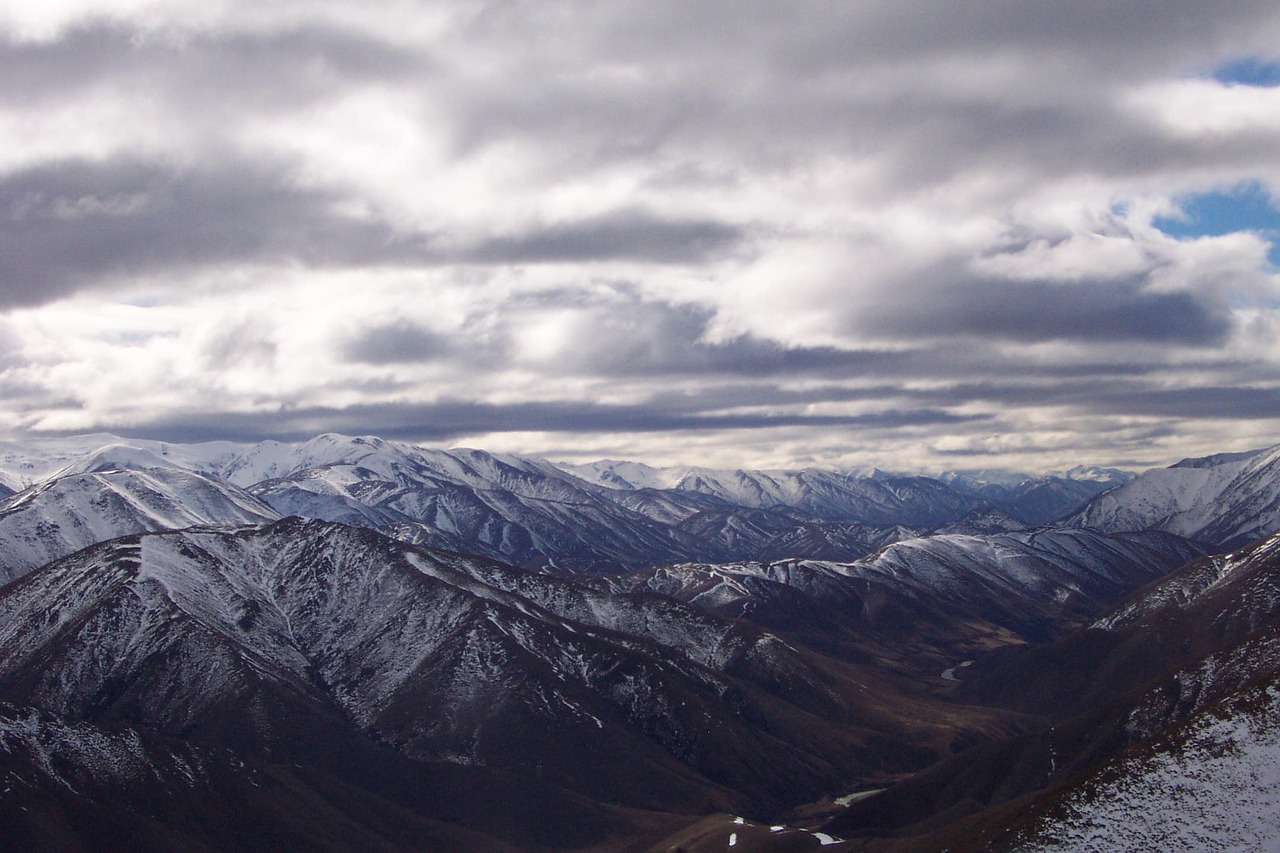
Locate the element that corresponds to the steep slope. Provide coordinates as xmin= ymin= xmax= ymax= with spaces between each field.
xmin=0 ymin=458 xmax=280 ymax=585
xmin=999 ymin=681 xmax=1280 ymax=852
xmin=1070 ymin=444 xmax=1280 ymax=549
xmin=606 ymin=528 xmax=1203 ymax=678
xmin=941 ymin=468 xmax=1133 ymax=525
xmin=670 ymin=468 xmax=976 ymax=526
xmin=824 ymin=529 xmax=1280 ymax=850
xmin=0 ymin=519 xmax=1007 ymax=839
xmin=956 ymin=531 xmax=1280 ymax=722
xmin=0 ymin=702 xmax=545 ymax=853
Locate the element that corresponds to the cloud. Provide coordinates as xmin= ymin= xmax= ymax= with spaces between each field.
xmin=0 ymin=156 xmax=435 ymax=306
xmin=1 ymin=2 xmax=1280 ymax=471
xmin=0 ymin=21 xmax=420 ymax=109
xmin=463 ymin=210 xmax=743 ymax=264
xmin=76 ymin=397 xmax=989 ymax=446
xmin=342 ymin=319 xmax=450 ymax=365
xmin=474 ymin=288 xmax=905 ymax=379
xmin=859 ymin=272 xmax=1235 ymax=345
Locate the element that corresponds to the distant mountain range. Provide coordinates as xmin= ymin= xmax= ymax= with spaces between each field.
xmin=0 ymin=433 xmax=1150 ymax=584
xmin=1 ymin=433 xmax=1279 ymax=850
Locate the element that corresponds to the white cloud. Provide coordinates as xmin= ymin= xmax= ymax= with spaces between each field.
xmin=2 ymin=1 xmax=1280 ymax=469
xmin=1125 ymin=78 xmax=1280 ymax=139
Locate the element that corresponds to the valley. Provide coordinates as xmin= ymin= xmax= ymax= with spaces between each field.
xmin=0 ymin=434 xmax=1277 ymax=850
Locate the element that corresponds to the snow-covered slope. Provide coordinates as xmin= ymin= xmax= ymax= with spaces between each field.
xmin=1071 ymin=444 xmax=1280 ymax=549
xmin=565 ymin=460 xmax=982 ymax=525
xmin=0 ymin=519 xmax=942 ymax=818
xmin=0 ymin=433 xmax=135 ymax=490
xmin=1011 ymin=680 xmax=1280 ymax=853
xmin=0 ymin=463 xmax=280 ymax=585
xmin=608 ymin=528 xmax=1203 ymax=677
xmin=0 ymin=432 xmax=1228 ymax=578
xmin=669 ymin=467 xmax=976 ymax=526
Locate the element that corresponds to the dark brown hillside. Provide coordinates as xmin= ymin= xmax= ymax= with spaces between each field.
xmin=824 ymin=531 xmax=1280 ymax=849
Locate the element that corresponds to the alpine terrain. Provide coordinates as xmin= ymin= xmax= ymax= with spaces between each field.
xmin=0 ymin=434 xmax=1277 ymax=850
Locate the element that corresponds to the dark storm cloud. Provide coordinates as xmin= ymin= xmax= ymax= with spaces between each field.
xmin=631 ymin=374 xmax=1280 ymax=426
xmin=519 ymin=294 xmax=904 ymax=377
xmin=84 ymin=398 xmax=989 ymax=445
xmin=464 ymin=210 xmax=743 ymax=264
xmin=1089 ymin=385 xmax=1280 ymax=420
xmin=0 ymin=155 xmax=748 ymax=307
xmin=342 ymin=320 xmax=451 ymax=365
xmin=0 ymin=22 xmax=422 ymax=110
xmin=840 ymin=376 xmax=1280 ymax=423
xmin=0 ymin=157 xmax=436 ymax=306
xmin=859 ymin=273 xmax=1234 ymax=346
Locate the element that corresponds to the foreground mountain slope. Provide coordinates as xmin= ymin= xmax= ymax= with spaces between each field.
xmin=824 ymin=529 xmax=1280 ymax=850
xmin=0 ymin=701 xmax=560 ymax=853
xmin=0 ymin=518 xmax=1030 ymax=849
xmin=1000 ymin=680 xmax=1280 ymax=852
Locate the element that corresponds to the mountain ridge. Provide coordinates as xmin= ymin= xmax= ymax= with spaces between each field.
xmin=2 ymin=432 xmax=1280 ymax=850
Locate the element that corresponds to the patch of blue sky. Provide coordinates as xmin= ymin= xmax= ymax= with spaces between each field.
xmin=1210 ymin=56 xmax=1280 ymax=87
xmin=1153 ymin=182 xmax=1280 ymax=267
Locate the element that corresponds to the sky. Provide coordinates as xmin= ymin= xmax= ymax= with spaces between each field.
xmin=1 ymin=1 xmax=1279 ymax=474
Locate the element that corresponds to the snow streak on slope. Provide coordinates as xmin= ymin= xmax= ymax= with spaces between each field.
xmin=1094 ymin=533 xmax=1280 ymax=632
xmin=671 ymin=467 xmax=974 ymax=526
xmin=0 ymin=466 xmax=280 ymax=585
xmin=625 ymin=529 xmax=1202 ymax=626
xmin=847 ymin=529 xmax=1199 ymax=604
xmin=0 ymin=520 xmax=914 ymax=815
xmin=0 ymin=702 xmax=205 ymax=795
xmin=1014 ymin=682 xmax=1280 ymax=852
xmin=506 ymin=458 xmax=983 ymax=526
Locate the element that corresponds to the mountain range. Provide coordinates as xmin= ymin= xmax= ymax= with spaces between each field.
xmin=0 ymin=432 xmax=1149 ymax=585
xmin=0 ymin=433 xmax=1278 ymax=850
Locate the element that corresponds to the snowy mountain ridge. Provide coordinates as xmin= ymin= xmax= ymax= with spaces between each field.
xmin=0 ymin=432 xmax=1275 ymax=587
xmin=1070 ymin=443 xmax=1280 ymax=549
xmin=0 ymin=465 xmax=280 ymax=585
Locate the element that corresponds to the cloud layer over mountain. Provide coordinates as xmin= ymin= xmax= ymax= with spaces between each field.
xmin=1 ymin=2 xmax=1279 ymax=470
